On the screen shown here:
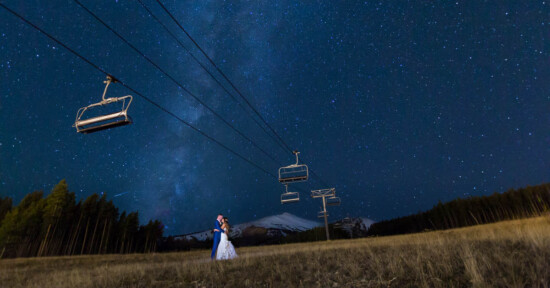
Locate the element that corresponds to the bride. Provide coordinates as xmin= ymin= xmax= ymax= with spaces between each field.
xmin=216 ymin=217 xmax=238 ymax=260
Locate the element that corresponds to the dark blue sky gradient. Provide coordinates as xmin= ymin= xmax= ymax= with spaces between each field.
xmin=1 ymin=1 xmax=549 ymax=235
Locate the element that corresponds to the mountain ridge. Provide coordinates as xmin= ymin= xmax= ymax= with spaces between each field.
xmin=172 ymin=212 xmax=375 ymax=242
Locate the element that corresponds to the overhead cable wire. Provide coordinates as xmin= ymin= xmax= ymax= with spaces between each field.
xmin=155 ymin=0 xmax=294 ymax=154
xmin=73 ymin=0 xmax=282 ymax=166
xmin=139 ymin=0 xmax=338 ymax=194
xmin=0 ymin=2 xmax=277 ymax=179
xmin=136 ymin=0 xmax=289 ymax=159
xmin=155 ymin=0 xmax=337 ymax=191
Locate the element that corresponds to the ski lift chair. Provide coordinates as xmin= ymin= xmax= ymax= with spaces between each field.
xmin=278 ymin=151 xmax=308 ymax=184
xmin=318 ymin=211 xmax=328 ymax=218
xmin=326 ymin=196 xmax=341 ymax=206
xmin=74 ymin=76 xmax=133 ymax=134
xmin=281 ymin=185 xmax=300 ymax=204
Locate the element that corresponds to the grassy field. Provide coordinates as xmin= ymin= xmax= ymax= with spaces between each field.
xmin=1 ymin=215 xmax=549 ymax=288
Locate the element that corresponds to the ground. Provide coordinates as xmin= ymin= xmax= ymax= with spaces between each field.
xmin=1 ymin=215 xmax=549 ymax=287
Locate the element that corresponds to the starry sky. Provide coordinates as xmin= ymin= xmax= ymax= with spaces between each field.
xmin=1 ymin=1 xmax=549 ymax=235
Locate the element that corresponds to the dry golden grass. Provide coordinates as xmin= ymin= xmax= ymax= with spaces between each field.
xmin=1 ymin=215 xmax=549 ymax=288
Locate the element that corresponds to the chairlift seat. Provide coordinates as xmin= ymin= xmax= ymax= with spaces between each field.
xmin=76 ymin=111 xmax=126 ymax=126
xmin=281 ymin=192 xmax=300 ymax=204
xmin=318 ymin=211 xmax=328 ymax=218
xmin=75 ymin=103 xmax=132 ymax=134
xmin=326 ymin=196 xmax=341 ymax=206
xmin=76 ymin=115 xmax=132 ymax=134
xmin=74 ymin=76 xmax=133 ymax=134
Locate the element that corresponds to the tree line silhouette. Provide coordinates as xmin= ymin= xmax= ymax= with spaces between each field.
xmin=275 ymin=183 xmax=550 ymax=243
xmin=367 ymin=183 xmax=550 ymax=236
xmin=2 ymin=180 xmax=548 ymax=257
xmin=0 ymin=180 xmax=163 ymax=258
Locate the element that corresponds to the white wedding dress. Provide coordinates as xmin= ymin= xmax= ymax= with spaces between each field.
xmin=216 ymin=228 xmax=238 ymax=260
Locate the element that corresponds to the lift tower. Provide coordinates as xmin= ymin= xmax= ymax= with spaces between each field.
xmin=311 ymin=188 xmax=340 ymax=240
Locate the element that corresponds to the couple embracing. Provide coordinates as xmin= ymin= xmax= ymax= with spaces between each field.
xmin=211 ymin=214 xmax=238 ymax=260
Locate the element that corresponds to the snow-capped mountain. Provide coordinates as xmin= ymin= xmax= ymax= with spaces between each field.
xmin=164 ymin=214 xmax=376 ymax=251
xmin=236 ymin=212 xmax=322 ymax=234
xmin=360 ymin=218 xmax=376 ymax=229
xmin=175 ymin=212 xmax=322 ymax=242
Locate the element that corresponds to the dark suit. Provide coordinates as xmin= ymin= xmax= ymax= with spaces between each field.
xmin=211 ymin=220 xmax=224 ymax=259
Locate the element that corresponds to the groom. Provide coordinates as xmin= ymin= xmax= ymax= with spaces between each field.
xmin=211 ymin=213 xmax=225 ymax=260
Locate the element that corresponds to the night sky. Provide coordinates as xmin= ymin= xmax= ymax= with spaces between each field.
xmin=1 ymin=1 xmax=549 ymax=235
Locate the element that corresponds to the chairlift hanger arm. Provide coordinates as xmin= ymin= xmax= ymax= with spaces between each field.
xmin=105 ymin=75 xmax=118 ymax=83
xmin=102 ymin=75 xmax=120 ymax=101
xmin=293 ymin=150 xmax=300 ymax=165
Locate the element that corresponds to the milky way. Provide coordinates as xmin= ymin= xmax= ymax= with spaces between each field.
xmin=0 ymin=1 xmax=549 ymax=235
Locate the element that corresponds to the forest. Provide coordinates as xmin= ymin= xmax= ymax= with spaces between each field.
xmin=0 ymin=180 xmax=163 ymax=258
xmin=367 ymin=183 xmax=550 ymax=236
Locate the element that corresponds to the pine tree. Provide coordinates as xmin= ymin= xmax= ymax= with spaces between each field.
xmin=0 ymin=191 xmax=45 ymax=257
xmin=124 ymin=212 xmax=139 ymax=253
xmin=116 ymin=211 xmax=127 ymax=253
xmin=39 ymin=180 xmax=76 ymax=256
xmin=0 ymin=196 xmax=12 ymax=225
xmin=80 ymin=193 xmax=100 ymax=255
xmin=97 ymin=200 xmax=118 ymax=254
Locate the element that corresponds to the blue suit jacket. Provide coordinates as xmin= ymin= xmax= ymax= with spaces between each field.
xmin=211 ymin=220 xmax=225 ymax=258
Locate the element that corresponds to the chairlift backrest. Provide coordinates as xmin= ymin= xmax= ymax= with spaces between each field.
xmin=279 ymin=165 xmax=308 ymax=183
xmin=326 ymin=196 xmax=341 ymax=206
xmin=281 ymin=192 xmax=300 ymax=204
xmin=74 ymin=76 xmax=133 ymax=134
xmin=317 ymin=211 xmax=328 ymax=218
xmin=281 ymin=184 xmax=300 ymax=204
